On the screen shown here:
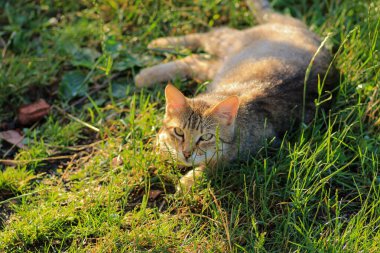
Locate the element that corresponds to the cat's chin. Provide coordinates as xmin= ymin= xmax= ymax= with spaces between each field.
xmin=158 ymin=148 xmax=205 ymax=167
xmin=175 ymin=151 xmax=220 ymax=167
xmin=177 ymin=159 xmax=203 ymax=167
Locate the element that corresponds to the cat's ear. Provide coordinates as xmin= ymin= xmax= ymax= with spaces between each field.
xmin=165 ymin=84 xmax=187 ymax=114
xmin=208 ymin=96 xmax=239 ymax=125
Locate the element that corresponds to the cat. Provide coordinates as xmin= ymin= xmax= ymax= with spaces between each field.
xmin=135 ymin=0 xmax=337 ymax=191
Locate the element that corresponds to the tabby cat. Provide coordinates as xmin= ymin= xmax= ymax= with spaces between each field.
xmin=135 ymin=0 xmax=337 ymax=191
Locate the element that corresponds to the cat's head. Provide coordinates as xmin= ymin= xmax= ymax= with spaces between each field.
xmin=157 ymin=84 xmax=239 ymax=167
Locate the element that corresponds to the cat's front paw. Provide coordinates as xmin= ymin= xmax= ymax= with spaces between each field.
xmin=135 ymin=69 xmax=154 ymax=88
xmin=176 ymin=166 xmax=206 ymax=193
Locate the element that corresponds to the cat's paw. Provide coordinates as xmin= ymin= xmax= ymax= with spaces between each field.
xmin=147 ymin=38 xmax=170 ymax=49
xmin=176 ymin=166 xmax=206 ymax=193
xmin=135 ymin=69 xmax=154 ymax=88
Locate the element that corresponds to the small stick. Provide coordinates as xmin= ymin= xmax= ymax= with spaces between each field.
xmin=0 ymin=155 xmax=75 ymax=166
xmin=53 ymin=105 xmax=100 ymax=132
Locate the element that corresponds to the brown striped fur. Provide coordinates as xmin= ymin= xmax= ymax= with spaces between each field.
xmin=135 ymin=0 xmax=337 ymax=191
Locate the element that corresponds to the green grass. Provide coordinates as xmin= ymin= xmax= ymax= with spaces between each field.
xmin=0 ymin=0 xmax=379 ymax=252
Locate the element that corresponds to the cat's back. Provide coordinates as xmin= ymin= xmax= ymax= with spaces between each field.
xmin=208 ymin=22 xmax=332 ymax=96
xmin=204 ymin=22 xmax=336 ymax=147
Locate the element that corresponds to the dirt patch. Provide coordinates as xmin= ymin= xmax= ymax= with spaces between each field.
xmin=125 ymin=171 xmax=176 ymax=213
xmin=0 ymin=202 xmax=15 ymax=230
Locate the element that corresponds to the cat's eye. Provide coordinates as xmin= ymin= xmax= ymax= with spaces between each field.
xmin=199 ymin=133 xmax=214 ymax=142
xmin=173 ymin=127 xmax=184 ymax=137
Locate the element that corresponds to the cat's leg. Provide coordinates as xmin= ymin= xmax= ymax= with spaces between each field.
xmin=135 ymin=55 xmax=221 ymax=88
xmin=148 ymin=33 xmax=205 ymax=51
xmin=176 ymin=165 xmax=206 ymax=192
xmin=148 ymin=27 xmax=240 ymax=57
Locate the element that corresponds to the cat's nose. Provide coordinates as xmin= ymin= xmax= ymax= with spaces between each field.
xmin=183 ymin=151 xmax=192 ymax=159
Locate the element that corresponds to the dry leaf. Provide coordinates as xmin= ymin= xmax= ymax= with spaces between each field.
xmin=148 ymin=189 xmax=163 ymax=201
xmin=18 ymin=99 xmax=50 ymax=125
xmin=0 ymin=130 xmax=26 ymax=149
xmin=112 ymin=156 xmax=123 ymax=166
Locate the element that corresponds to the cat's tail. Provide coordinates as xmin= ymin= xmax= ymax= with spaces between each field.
xmin=246 ymin=0 xmax=306 ymax=27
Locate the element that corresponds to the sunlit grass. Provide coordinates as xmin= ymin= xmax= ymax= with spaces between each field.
xmin=0 ymin=0 xmax=379 ymax=252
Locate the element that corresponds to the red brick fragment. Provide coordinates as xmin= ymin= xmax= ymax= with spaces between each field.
xmin=18 ymin=99 xmax=50 ymax=125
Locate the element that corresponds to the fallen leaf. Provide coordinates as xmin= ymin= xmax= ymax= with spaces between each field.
xmin=59 ymin=70 xmax=88 ymax=100
xmin=18 ymin=99 xmax=50 ymax=125
xmin=112 ymin=156 xmax=123 ymax=166
xmin=148 ymin=189 xmax=163 ymax=201
xmin=70 ymin=47 xmax=101 ymax=69
xmin=0 ymin=130 xmax=26 ymax=149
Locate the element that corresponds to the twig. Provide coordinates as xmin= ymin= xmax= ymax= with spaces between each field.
xmin=0 ymin=154 xmax=75 ymax=166
xmin=53 ymin=105 xmax=100 ymax=132
xmin=44 ymin=140 xmax=102 ymax=151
